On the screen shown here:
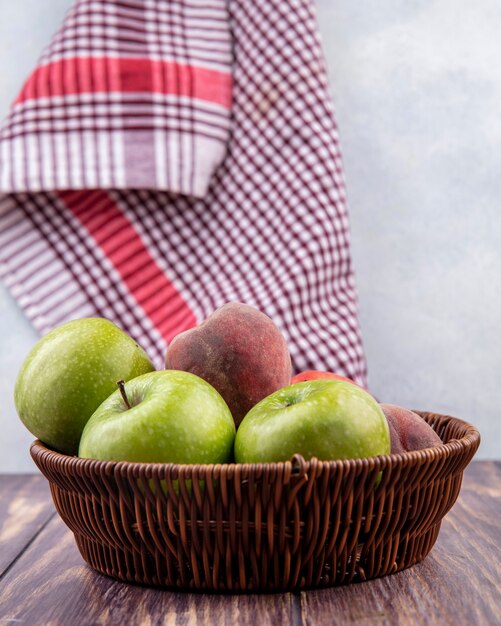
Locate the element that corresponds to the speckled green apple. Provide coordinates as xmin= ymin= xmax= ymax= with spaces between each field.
xmin=234 ymin=380 xmax=390 ymax=463
xmin=79 ymin=370 xmax=236 ymax=464
xmin=14 ymin=318 xmax=155 ymax=455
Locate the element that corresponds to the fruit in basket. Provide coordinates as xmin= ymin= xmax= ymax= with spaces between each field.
xmin=165 ymin=302 xmax=292 ymax=427
xmin=234 ymin=380 xmax=390 ymax=463
xmin=78 ymin=370 xmax=235 ymax=463
xmin=380 ymin=404 xmax=442 ymax=453
xmin=290 ymin=370 xmax=361 ymax=386
xmin=14 ymin=318 xmax=155 ymax=455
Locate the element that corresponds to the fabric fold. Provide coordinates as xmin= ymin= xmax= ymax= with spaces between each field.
xmin=0 ymin=0 xmax=367 ymax=386
xmin=0 ymin=0 xmax=233 ymax=197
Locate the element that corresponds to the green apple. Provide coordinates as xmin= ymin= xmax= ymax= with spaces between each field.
xmin=234 ymin=380 xmax=390 ymax=463
xmin=78 ymin=370 xmax=236 ymax=464
xmin=15 ymin=318 xmax=155 ymax=455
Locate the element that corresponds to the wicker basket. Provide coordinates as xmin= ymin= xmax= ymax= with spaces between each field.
xmin=31 ymin=411 xmax=480 ymax=592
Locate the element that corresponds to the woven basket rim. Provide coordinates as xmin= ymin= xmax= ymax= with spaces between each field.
xmin=30 ymin=410 xmax=480 ymax=478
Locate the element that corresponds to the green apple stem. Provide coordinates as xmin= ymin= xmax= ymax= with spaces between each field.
xmin=117 ymin=380 xmax=131 ymax=410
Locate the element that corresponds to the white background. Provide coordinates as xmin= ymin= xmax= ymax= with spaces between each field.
xmin=0 ymin=0 xmax=499 ymax=471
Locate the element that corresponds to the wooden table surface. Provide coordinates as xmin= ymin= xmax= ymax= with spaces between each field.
xmin=0 ymin=461 xmax=500 ymax=626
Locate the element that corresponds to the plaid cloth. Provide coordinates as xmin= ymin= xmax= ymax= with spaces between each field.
xmin=0 ymin=0 xmax=367 ymax=385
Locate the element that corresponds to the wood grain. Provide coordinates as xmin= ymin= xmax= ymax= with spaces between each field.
xmin=0 ymin=474 xmax=54 ymax=577
xmin=0 ymin=462 xmax=499 ymax=626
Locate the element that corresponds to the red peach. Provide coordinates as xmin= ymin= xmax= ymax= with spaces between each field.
xmin=165 ymin=302 xmax=292 ymax=427
xmin=290 ymin=370 xmax=361 ymax=386
xmin=380 ymin=403 xmax=442 ymax=454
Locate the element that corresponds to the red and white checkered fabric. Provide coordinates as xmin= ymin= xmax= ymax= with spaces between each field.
xmin=0 ymin=0 xmax=368 ymax=385
xmin=0 ymin=0 xmax=233 ymax=197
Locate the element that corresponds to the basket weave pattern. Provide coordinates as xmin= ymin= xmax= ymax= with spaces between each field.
xmin=31 ymin=412 xmax=480 ymax=592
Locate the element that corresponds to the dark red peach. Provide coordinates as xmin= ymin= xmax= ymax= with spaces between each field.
xmin=380 ymin=403 xmax=442 ymax=454
xmin=166 ymin=302 xmax=292 ymax=427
